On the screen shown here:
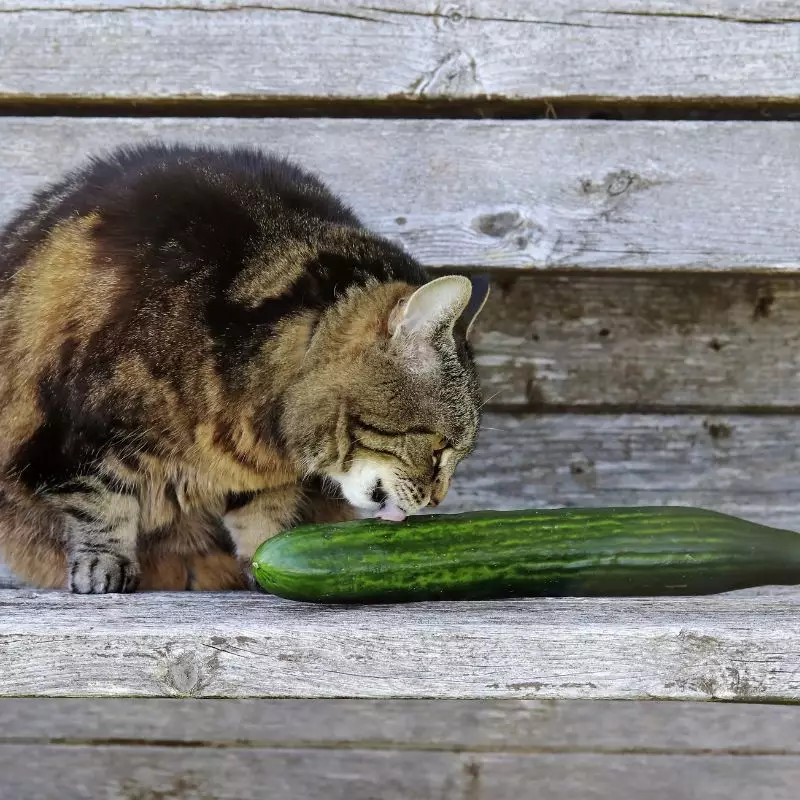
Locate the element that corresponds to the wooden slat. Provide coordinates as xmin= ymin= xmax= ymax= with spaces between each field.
xmin=444 ymin=412 xmax=800 ymax=531
xmin=2 ymin=117 xmax=800 ymax=272
xmin=475 ymin=273 xmax=800 ymax=408
xmin=2 ymin=588 xmax=800 ymax=700
xmin=2 ymin=1 xmax=799 ymax=102
xmin=3 ymin=698 xmax=800 ymax=753
xmin=0 ymin=563 xmax=17 ymax=589
xmin=3 ymin=744 xmax=799 ymax=800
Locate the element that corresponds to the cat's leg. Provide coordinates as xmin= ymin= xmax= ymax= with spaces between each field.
xmin=222 ymin=485 xmax=301 ymax=588
xmin=0 ymin=482 xmax=67 ymax=589
xmin=138 ymin=513 xmax=246 ymax=591
xmin=50 ymin=479 xmax=141 ymax=594
xmin=299 ymin=478 xmax=357 ymax=524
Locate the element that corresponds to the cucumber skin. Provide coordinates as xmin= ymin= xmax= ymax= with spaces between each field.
xmin=251 ymin=507 xmax=800 ymax=604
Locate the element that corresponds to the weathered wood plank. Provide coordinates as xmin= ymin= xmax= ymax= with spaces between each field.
xmin=445 ymin=412 xmax=800 ymax=532
xmin=1 ymin=745 xmax=799 ymax=800
xmin=4 ymin=742 xmax=800 ymax=800
xmin=476 ymin=273 xmax=800 ymax=408
xmin=0 ymin=745 xmax=465 ymax=800
xmin=3 ymin=117 xmax=800 ymax=272
xmin=3 ymin=698 xmax=800 ymax=753
xmin=2 ymin=1 xmax=800 ymax=102
xmin=2 ymin=589 xmax=799 ymax=699
xmin=0 ymin=563 xmax=17 ymax=589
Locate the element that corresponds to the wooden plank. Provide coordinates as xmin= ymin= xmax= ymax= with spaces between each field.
xmin=475 ymin=273 xmax=800 ymax=408
xmin=0 ymin=745 xmax=466 ymax=800
xmin=1 ymin=745 xmax=799 ymax=800
xmin=6 ymin=745 xmax=800 ymax=800
xmin=2 ymin=1 xmax=800 ymax=102
xmin=3 ymin=698 xmax=800 ymax=753
xmin=445 ymin=411 xmax=800 ymax=532
xmin=2 ymin=588 xmax=800 ymax=699
xmin=0 ymin=563 xmax=17 ymax=589
xmin=2 ymin=117 xmax=800 ymax=272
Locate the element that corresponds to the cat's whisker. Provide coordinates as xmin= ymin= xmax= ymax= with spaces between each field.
xmin=478 ymin=389 xmax=505 ymax=409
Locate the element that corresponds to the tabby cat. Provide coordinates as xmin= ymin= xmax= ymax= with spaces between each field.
xmin=0 ymin=144 xmax=488 ymax=592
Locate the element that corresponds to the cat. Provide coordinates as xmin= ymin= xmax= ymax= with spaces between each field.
xmin=0 ymin=143 xmax=489 ymax=593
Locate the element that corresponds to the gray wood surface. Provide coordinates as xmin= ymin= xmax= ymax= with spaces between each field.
xmin=476 ymin=273 xmax=800 ymax=409
xmin=0 ymin=563 xmax=17 ymax=589
xmin=446 ymin=412 xmax=800 ymax=532
xmin=2 ymin=587 xmax=799 ymax=699
xmin=2 ymin=1 xmax=800 ymax=102
xmin=3 ymin=745 xmax=798 ymax=800
xmin=3 ymin=697 xmax=800 ymax=752
xmin=4 ymin=698 xmax=800 ymax=798
xmin=3 ymin=117 xmax=800 ymax=272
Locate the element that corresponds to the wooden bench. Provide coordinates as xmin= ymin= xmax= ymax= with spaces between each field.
xmin=2 ymin=2 xmax=800 ymax=797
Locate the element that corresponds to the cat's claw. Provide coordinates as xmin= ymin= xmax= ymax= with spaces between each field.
xmin=69 ymin=551 xmax=140 ymax=594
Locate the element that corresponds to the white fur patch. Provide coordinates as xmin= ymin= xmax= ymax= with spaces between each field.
xmin=326 ymin=455 xmax=418 ymax=520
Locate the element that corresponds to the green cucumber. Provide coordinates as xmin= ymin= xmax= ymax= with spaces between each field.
xmin=251 ymin=507 xmax=800 ymax=603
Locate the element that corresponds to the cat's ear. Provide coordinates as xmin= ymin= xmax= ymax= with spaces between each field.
xmin=457 ymin=275 xmax=491 ymax=338
xmin=388 ymin=275 xmax=472 ymax=339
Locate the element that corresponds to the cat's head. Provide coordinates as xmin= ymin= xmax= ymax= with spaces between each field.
xmin=284 ymin=275 xmax=490 ymax=520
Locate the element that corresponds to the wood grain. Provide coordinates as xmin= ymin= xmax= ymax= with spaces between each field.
xmin=3 ymin=697 xmax=800 ymax=753
xmin=2 ymin=1 xmax=799 ymax=102
xmin=1 ymin=745 xmax=799 ymax=800
xmin=2 ymin=117 xmax=800 ymax=272
xmin=445 ymin=412 xmax=800 ymax=532
xmin=2 ymin=588 xmax=800 ymax=699
xmin=474 ymin=273 xmax=800 ymax=408
xmin=5 ymin=741 xmax=800 ymax=800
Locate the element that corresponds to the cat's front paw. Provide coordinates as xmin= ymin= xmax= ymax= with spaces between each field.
xmin=69 ymin=551 xmax=140 ymax=594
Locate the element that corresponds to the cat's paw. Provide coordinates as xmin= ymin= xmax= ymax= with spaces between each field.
xmin=69 ymin=551 xmax=140 ymax=594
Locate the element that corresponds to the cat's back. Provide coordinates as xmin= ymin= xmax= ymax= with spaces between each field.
xmin=0 ymin=143 xmax=361 ymax=286
xmin=0 ymin=145 xmax=369 ymax=457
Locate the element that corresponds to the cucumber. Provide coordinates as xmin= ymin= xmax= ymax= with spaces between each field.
xmin=251 ymin=507 xmax=800 ymax=603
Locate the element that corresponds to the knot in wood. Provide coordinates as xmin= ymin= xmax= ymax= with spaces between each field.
xmin=437 ymin=2 xmax=467 ymax=27
xmin=165 ymin=650 xmax=202 ymax=696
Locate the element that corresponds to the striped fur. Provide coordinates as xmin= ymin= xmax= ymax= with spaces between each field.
xmin=0 ymin=144 xmax=487 ymax=592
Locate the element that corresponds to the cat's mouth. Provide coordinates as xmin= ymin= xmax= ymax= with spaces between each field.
xmin=370 ymin=480 xmax=407 ymax=522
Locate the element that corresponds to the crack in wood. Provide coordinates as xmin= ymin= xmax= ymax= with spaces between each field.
xmin=589 ymin=9 xmax=800 ymax=25
xmin=0 ymin=4 xmax=386 ymax=22
xmin=2 ymin=3 xmax=616 ymax=29
xmin=6 ymin=735 xmax=800 ymax=756
xmin=363 ymin=6 xmax=613 ymax=29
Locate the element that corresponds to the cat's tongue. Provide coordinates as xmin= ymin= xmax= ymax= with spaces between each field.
xmin=377 ymin=502 xmax=407 ymax=522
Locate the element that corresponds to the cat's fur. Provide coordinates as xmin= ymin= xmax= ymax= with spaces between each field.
xmin=0 ymin=144 xmax=488 ymax=592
